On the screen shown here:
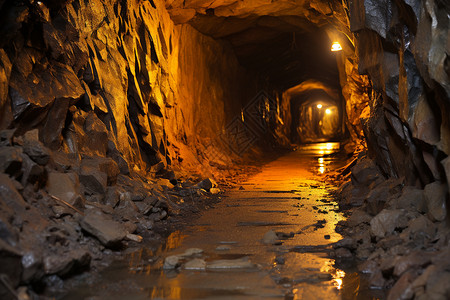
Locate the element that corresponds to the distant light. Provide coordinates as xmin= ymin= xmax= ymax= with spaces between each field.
xmin=331 ymin=41 xmax=342 ymax=52
xmin=317 ymin=104 xmax=323 ymax=109
xmin=325 ymin=108 xmax=332 ymax=115
xmin=319 ymin=166 xmax=325 ymax=174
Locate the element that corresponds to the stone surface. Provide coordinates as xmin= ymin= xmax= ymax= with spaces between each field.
xmin=22 ymin=130 xmax=51 ymax=166
xmin=47 ymin=172 xmax=84 ymax=208
xmin=0 ymin=147 xmax=22 ymax=178
xmin=43 ymin=249 xmax=91 ymax=277
xmin=184 ymin=258 xmax=206 ymax=270
xmin=20 ymin=153 xmax=46 ymax=187
xmin=196 ymin=178 xmax=218 ymax=191
xmin=0 ymin=174 xmax=29 ymax=213
xmin=79 ymin=160 xmax=108 ymax=195
xmin=79 ymin=212 xmax=127 ymax=247
xmin=391 ymin=186 xmax=426 ymax=212
xmin=0 ymin=239 xmax=22 ymax=288
xmin=370 ymin=209 xmax=406 ymax=238
xmin=206 ymin=257 xmax=256 ymax=270
xmin=163 ymin=255 xmax=181 ymax=270
xmin=262 ymin=230 xmax=279 ymax=245
xmin=424 ymin=182 xmax=447 ymax=222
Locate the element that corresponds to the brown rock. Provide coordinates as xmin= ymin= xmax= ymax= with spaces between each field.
xmin=370 ymin=209 xmax=407 ymax=238
xmin=369 ymin=270 xmax=386 ymax=289
xmin=20 ymin=153 xmax=46 ymax=186
xmin=47 ymin=172 xmax=84 ymax=208
xmin=335 ymin=247 xmax=353 ymax=258
xmin=23 ymin=130 xmax=51 ymax=166
xmin=424 ymin=182 xmax=447 ymax=222
xmin=351 ymin=158 xmax=383 ymax=186
xmin=196 ymin=178 xmax=218 ymax=191
xmin=390 ymin=186 xmax=427 ymax=213
xmin=79 ymin=160 xmax=108 ymax=195
xmin=79 ymin=212 xmax=127 ymax=247
xmin=0 ymin=147 xmax=22 ymax=178
xmin=43 ymin=249 xmax=90 ymax=277
xmin=347 ymin=209 xmax=372 ymax=226
xmin=0 ymin=239 xmax=22 ymax=288
xmin=0 ymin=174 xmax=29 ymax=213
xmin=387 ymin=271 xmax=416 ymax=300
xmin=393 ymin=251 xmax=431 ymax=277
xmin=425 ymin=270 xmax=450 ymax=300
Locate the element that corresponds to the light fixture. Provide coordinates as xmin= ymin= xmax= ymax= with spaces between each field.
xmin=331 ymin=41 xmax=342 ymax=52
xmin=325 ymin=108 xmax=332 ymax=114
xmin=317 ymin=104 xmax=323 ymax=109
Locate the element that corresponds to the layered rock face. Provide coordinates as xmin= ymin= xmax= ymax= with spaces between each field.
xmin=0 ymin=0 xmax=259 ymax=179
xmin=348 ymin=0 xmax=450 ymax=187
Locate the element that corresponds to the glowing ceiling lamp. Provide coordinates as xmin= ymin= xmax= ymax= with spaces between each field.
xmin=331 ymin=41 xmax=342 ymax=52
xmin=325 ymin=108 xmax=332 ymax=115
xmin=317 ymin=104 xmax=323 ymax=109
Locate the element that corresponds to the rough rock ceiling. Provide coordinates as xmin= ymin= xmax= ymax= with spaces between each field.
xmin=165 ymin=0 xmax=347 ymax=91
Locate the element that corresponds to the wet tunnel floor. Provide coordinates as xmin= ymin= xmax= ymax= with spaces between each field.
xmin=62 ymin=143 xmax=382 ymax=300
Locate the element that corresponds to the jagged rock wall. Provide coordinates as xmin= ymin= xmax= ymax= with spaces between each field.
xmin=0 ymin=0 xmax=259 ymax=179
xmin=344 ymin=0 xmax=450 ymax=187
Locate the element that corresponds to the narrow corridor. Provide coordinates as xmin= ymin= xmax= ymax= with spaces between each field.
xmin=63 ymin=144 xmax=382 ymax=299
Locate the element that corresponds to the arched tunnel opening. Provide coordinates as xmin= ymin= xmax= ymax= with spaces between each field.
xmin=0 ymin=0 xmax=449 ymax=299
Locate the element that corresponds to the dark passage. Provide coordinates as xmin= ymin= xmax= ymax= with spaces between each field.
xmin=0 ymin=1 xmax=449 ymax=300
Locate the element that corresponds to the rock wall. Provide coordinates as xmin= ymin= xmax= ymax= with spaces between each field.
xmin=0 ymin=0 xmax=259 ymax=180
xmin=335 ymin=0 xmax=450 ymax=188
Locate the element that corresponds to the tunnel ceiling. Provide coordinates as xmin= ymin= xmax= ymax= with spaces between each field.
xmin=165 ymin=0 xmax=347 ymax=91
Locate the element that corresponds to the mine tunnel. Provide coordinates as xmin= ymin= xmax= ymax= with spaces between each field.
xmin=0 ymin=0 xmax=449 ymax=299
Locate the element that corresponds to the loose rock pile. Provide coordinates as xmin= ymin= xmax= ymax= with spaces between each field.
xmin=0 ymin=128 xmax=221 ymax=299
xmin=334 ymin=157 xmax=450 ymax=300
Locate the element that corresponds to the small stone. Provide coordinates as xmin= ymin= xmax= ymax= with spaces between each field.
xmin=335 ymin=248 xmax=352 ymax=258
xmin=23 ymin=130 xmax=51 ymax=166
xmin=79 ymin=212 xmax=127 ymax=247
xmin=334 ymin=237 xmax=356 ymax=250
xmin=43 ymin=249 xmax=91 ymax=277
xmin=387 ymin=271 xmax=415 ymax=300
xmin=206 ymin=257 xmax=256 ymax=270
xmin=163 ymin=255 xmax=181 ymax=270
xmin=17 ymin=286 xmax=30 ymax=300
xmin=125 ymin=233 xmax=143 ymax=243
xmin=184 ymin=258 xmax=206 ymax=270
xmin=210 ymin=187 xmax=221 ymax=194
xmin=216 ymin=245 xmax=231 ymax=251
xmin=369 ymin=270 xmax=386 ymax=289
xmin=262 ymin=230 xmax=278 ymax=244
xmin=196 ymin=178 xmax=218 ymax=191
xmin=275 ymin=256 xmax=285 ymax=265
xmin=346 ymin=209 xmax=372 ymax=227
xmin=182 ymin=248 xmax=203 ymax=257
xmin=370 ymin=209 xmax=406 ymax=238
xmin=0 ymin=147 xmax=22 ymax=178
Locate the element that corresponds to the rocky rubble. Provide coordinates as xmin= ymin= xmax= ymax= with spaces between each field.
xmin=0 ymin=128 xmax=222 ymax=299
xmin=333 ymin=156 xmax=450 ymax=300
